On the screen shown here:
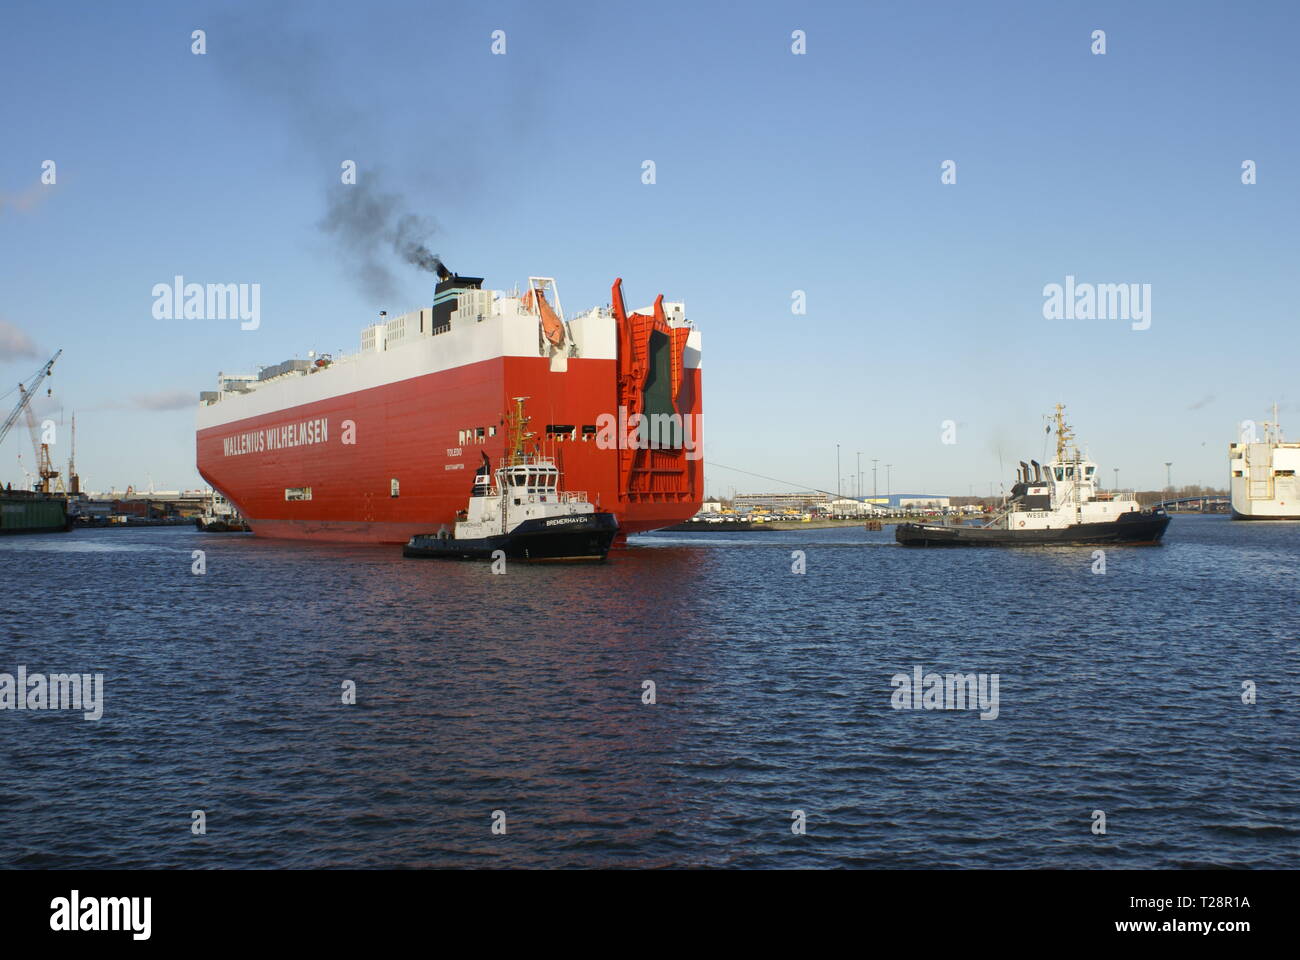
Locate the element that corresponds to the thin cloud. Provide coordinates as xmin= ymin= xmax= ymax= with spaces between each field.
xmin=1187 ymin=394 xmax=1216 ymax=411
xmin=131 ymin=390 xmax=195 ymax=411
xmin=0 ymin=320 xmax=39 ymax=360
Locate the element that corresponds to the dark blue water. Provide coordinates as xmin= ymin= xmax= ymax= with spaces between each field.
xmin=1 ymin=515 xmax=1296 ymax=868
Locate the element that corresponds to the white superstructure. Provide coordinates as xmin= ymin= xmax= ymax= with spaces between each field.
xmin=1229 ymin=408 xmax=1300 ymax=519
xmin=987 ymin=406 xmax=1146 ymax=531
xmin=453 ymin=455 xmax=596 ymax=540
xmin=195 ymin=272 xmax=699 ymax=433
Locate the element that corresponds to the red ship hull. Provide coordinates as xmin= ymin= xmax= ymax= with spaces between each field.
xmin=195 ymin=279 xmax=703 ymax=543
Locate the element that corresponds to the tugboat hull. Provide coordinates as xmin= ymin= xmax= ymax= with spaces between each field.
xmin=896 ymin=511 xmax=1169 ymax=547
xmin=404 ymin=513 xmax=619 ymax=561
xmin=195 ymin=517 xmax=250 ymax=533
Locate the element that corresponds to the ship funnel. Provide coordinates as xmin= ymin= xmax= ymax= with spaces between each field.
xmin=1019 ymin=461 xmax=1030 ymax=484
xmin=1030 ymin=460 xmax=1041 ymax=483
xmin=435 ymin=259 xmax=452 ymax=281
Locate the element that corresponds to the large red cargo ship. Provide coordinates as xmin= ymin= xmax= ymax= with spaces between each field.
xmin=195 ymin=269 xmax=703 ymax=543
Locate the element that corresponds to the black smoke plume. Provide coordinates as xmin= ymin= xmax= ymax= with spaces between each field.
xmin=210 ymin=3 xmax=570 ymax=301
xmin=211 ymin=7 xmax=454 ymax=303
xmin=318 ymin=180 xmax=445 ymax=301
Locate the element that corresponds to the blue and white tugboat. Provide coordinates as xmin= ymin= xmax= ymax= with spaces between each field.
xmin=404 ymin=398 xmax=618 ymax=562
xmin=896 ymin=405 xmax=1170 ymax=547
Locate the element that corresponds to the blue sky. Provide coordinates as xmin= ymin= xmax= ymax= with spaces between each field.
xmin=1 ymin=0 xmax=1296 ymax=497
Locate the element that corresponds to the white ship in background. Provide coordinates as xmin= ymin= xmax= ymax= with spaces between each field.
xmin=1229 ymin=406 xmax=1300 ymax=520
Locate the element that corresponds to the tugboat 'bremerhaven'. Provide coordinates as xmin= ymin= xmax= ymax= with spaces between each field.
xmin=404 ymin=397 xmax=618 ymax=561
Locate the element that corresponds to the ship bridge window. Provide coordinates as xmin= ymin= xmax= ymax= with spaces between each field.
xmin=1085 ymin=466 xmax=1094 ymax=476
xmin=1054 ymin=467 xmax=1064 ymax=481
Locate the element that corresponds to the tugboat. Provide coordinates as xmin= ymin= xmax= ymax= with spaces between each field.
xmin=896 ymin=405 xmax=1170 ymax=547
xmin=404 ymin=398 xmax=619 ymax=562
xmin=194 ymin=492 xmax=250 ymax=532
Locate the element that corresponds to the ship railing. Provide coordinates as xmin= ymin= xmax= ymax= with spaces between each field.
xmin=557 ymin=490 xmax=588 ymax=504
xmin=980 ymin=504 xmax=1015 ymax=528
xmin=1093 ymin=489 xmax=1137 ymax=502
xmin=501 ymin=455 xmax=559 ymax=468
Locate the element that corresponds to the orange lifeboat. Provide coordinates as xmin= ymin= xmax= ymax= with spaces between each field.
xmin=522 ymin=287 xmax=565 ymax=347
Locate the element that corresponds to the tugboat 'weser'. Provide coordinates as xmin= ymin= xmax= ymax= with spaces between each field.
xmin=896 ymin=405 xmax=1169 ymax=547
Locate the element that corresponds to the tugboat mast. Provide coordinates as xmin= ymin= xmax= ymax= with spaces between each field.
xmin=505 ymin=396 xmax=535 ymax=464
xmin=1053 ymin=403 xmax=1076 ymax=463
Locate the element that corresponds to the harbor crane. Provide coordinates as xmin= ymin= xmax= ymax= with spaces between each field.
xmin=0 ymin=350 xmax=62 ymax=492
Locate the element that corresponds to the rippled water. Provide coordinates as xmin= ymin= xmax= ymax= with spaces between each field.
xmin=1 ymin=516 xmax=1296 ymax=868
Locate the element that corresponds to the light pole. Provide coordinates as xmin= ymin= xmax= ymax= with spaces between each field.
xmin=1165 ymin=461 xmax=1172 ymax=492
xmin=837 ymin=444 xmax=841 ymax=499
xmin=872 ymin=459 xmax=879 ymax=498
xmin=886 ymin=464 xmax=892 ymax=496
xmin=856 ymin=451 xmax=862 ymax=501
xmin=1113 ymin=468 xmax=1119 ymax=492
